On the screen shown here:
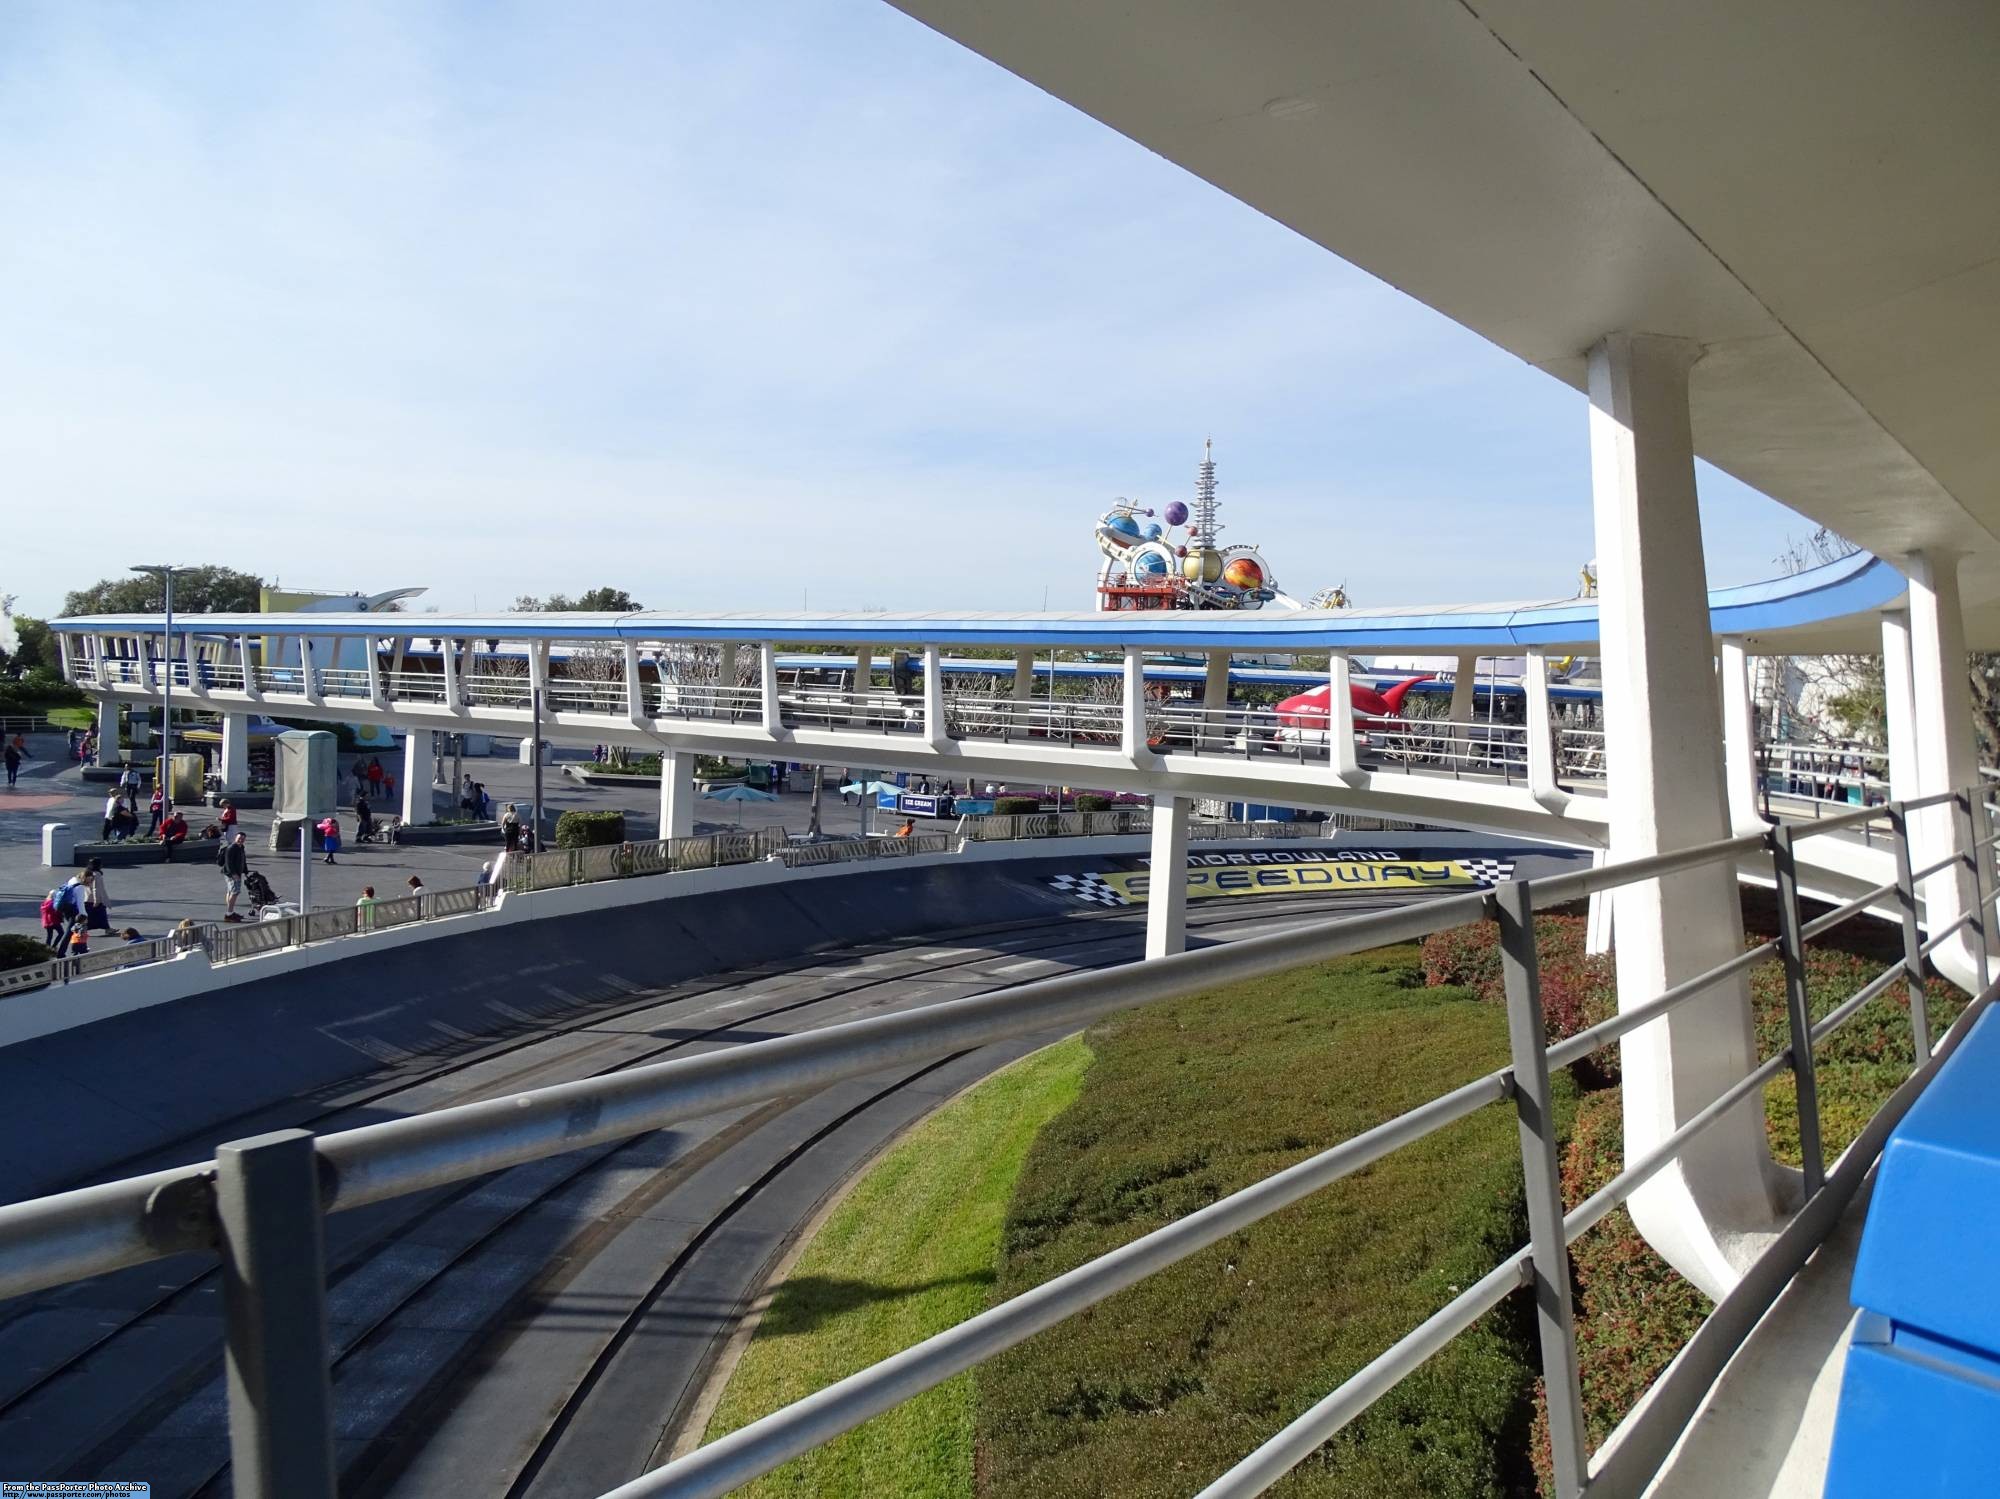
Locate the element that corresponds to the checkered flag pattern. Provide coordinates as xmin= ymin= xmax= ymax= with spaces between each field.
xmin=1048 ymin=872 xmax=1130 ymax=907
xmin=1456 ymin=858 xmax=1516 ymax=887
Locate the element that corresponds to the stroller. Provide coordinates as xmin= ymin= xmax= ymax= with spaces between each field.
xmin=243 ymin=868 xmax=284 ymax=917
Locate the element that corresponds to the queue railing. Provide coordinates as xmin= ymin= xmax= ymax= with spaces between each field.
xmin=0 ymin=786 xmax=1990 ymax=1499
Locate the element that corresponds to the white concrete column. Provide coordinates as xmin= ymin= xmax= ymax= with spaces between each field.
xmin=219 ymin=713 xmax=250 ymax=793
xmin=760 ymin=643 xmax=784 ymax=735
xmin=719 ymin=641 xmax=740 ymax=693
xmin=401 ymin=730 xmax=427 ymax=825
xmin=1203 ymin=650 xmax=1230 ymax=747
xmin=1881 ymin=609 xmax=1920 ymax=805
xmin=528 ymin=638 xmax=549 ymax=714
xmin=1145 ymin=794 xmax=1192 ymax=959
xmin=1121 ymin=648 xmax=1148 ymax=759
xmin=1448 ymin=652 xmax=1478 ymax=724
xmin=660 ymin=749 xmax=695 ymax=840
xmin=1718 ymin=637 xmax=1764 ymax=832
xmin=238 ymin=635 xmax=262 ymax=702
xmin=1013 ymin=649 xmax=1035 ymax=702
xmin=95 ymin=698 xmax=119 ymax=766
xmin=299 ymin=635 xmax=324 ymax=706
xmin=1328 ymin=652 xmax=1361 ymax=782
xmin=1904 ymin=550 xmax=1987 ymax=990
xmin=365 ymin=633 xmax=385 ymax=709
xmin=922 ymin=644 xmax=949 ymax=749
xmin=440 ymin=639 xmax=462 ymax=713
xmin=1589 ymin=331 xmax=1784 ymax=1300
xmin=624 ymin=640 xmax=647 ymax=727
xmin=1584 ymin=847 xmax=1615 ymax=956
xmin=1524 ymin=645 xmax=1568 ymax=811
xmin=850 ymin=647 xmax=874 ymax=726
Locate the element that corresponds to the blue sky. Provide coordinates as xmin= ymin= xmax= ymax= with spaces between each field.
xmin=1 ymin=1 xmax=1813 ymax=621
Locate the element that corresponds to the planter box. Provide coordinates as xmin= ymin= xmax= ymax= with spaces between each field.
xmin=68 ymin=837 xmax=215 ymax=868
xmin=82 ymin=764 xmax=153 ymax=784
xmin=563 ymin=767 xmax=660 ymax=788
xmin=391 ymin=820 xmax=503 ymax=847
xmin=208 ymin=790 xmax=274 ymax=809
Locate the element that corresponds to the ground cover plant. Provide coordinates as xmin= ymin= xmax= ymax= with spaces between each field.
xmin=977 ymin=946 xmax=1561 ymax=1499
xmin=704 ymin=1038 xmax=1092 ymax=1497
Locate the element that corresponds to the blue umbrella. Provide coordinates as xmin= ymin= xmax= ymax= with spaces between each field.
xmin=703 ymin=782 xmax=779 ymax=825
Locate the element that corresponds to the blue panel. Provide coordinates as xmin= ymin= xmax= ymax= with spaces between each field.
xmin=1849 ymin=1007 xmax=2000 ymax=1351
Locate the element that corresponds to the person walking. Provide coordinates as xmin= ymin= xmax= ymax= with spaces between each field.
xmin=500 ymin=803 xmax=521 ymax=851
xmin=354 ymin=793 xmax=375 ymax=843
xmin=217 ymin=797 xmax=238 ymax=838
xmin=219 ymin=830 xmax=249 ymax=921
xmin=119 ymin=763 xmax=140 ymax=803
xmin=102 ymin=789 xmax=123 ymax=842
xmin=355 ymin=886 xmax=379 ymax=929
xmin=3 ymin=740 xmax=19 ymax=787
xmin=40 ymin=890 xmax=63 ymax=949
xmin=83 ymin=859 xmax=111 ymax=933
xmin=405 ymin=874 xmax=425 ymax=898
xmin=65 ymin=925 xmax=89 ymax=962
xmin=318 ymin=814 xmax=342 ymax=865
xmin=147 ymin=784 xmax=166 ymax=838
xmin=367 ymin=757 xmax=384 ymax=799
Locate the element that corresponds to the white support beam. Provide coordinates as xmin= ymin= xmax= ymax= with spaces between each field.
xmin=1328 ymin=653 xmax=1361 ymax=782
xmin=1904 ymin=549 xmax=1987 ymax=991
xmin=528 ymin=638 xmax=549 ymax=705
xmin=1204 ymin=650 xmax=1230 ymax=749
xmin=922 ymin=645 xmax=949 ymax=749
xmin=1145 ymin=794 xmax=1192 ymax=959
xmin=1448 ymin=653 xmax=1478 ymax=724
xmin=440 ymin=639 xmax=462 ymax=714
xmin=719 ymin=641 xmax=740 ymax=694
xmin=219 ymin=713 xmax=250 ymax=793
xmin=95 ymin=697 xmax=118 ymax=767
xmin=1588 ymin=331 xmax=1782 ymax=1301
xmin=401 ymin=729 xmax=427 ymax=825
xmin=1121 ymin=648 xmax=1147 ymax=760
xmin=851 ymin=646 xmax=874 ymax=725
xmin=1013 ymin=648 xmax=1035 ymax=702
xmin=365 ymin=632 xmax=385 ymax=710
xmin=1718 ymin=638 xmax=1763 ymax=832
xmin=760 ymin=643 xmax=784 ymax=736
xmin=299 ymin=636 xmax=324 ymax=707
xmin=239 ymin=635 xmax=262 ymax=702
xmin=624 ymin=641 xmax=647 ymax=728
xmin=1524 ymin=645 xmax=1568 ymax=812
xmin=659 ymin=749 xmax=695 ymax=839
xmin=1880 ymin=609 xmax=1919 ymax=805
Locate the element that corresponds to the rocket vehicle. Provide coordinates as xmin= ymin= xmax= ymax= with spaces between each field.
xmin=1272 ymin=674 xmax=1432 ymax=730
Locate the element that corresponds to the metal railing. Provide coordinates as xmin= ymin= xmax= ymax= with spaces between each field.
xmin=1761 ymin=741 xmax=1890 ymax=813
xmin=7 ymin=788 xmax=1985 ymax=1498
xmin=461 ymin=674 xmax=533 ymax=709
xmin=381 ymin=669 xmax=448 ymax=704
xmin=1366 ymin=717 xmax=1531 ymax=783
xmin=650 ymin=683 xmax=768 ymax=723
xmin=1558 ymin=726 xmax=1608 ymax=781
xmin=775 ymin=832 xmax=958 ymax=865
xmin=778 ymin=687 xmax=923 ymax=731
xmin=316 ymin=668 xmax=372 ymax=699
xmin=941 ymin=694 xmax=1129 ymax=746
xmin=500 ymin=827 xmax=789 ymax=892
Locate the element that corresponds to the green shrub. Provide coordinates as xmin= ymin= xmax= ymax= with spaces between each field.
xmin=993 ymin=795 xmax=1041 ymax=815
xmin=1073 ymin=793 xmax=1112 ymax=812
xmin=0 ymin=933 xmax=52 ymax=972
xmin=554 ymin=809 xmax=626 ymax=848
xmin=585 ymin=754 xmax=662 ymax=777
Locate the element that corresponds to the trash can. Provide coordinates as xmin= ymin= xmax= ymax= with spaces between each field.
xmin=1826 ymin=1006 xmax=2000 ymax=1496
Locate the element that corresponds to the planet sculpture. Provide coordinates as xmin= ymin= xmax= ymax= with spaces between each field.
xmin=1134 ymin=549 xmax=1169 ymax=576
xmin=1223 ymin=555 xmax=1265 ymax=591
xmin=1184 ymin=549 xmax=1224 ymax=583
xmin=1164 ymin=500 xmax=1189 ymax=526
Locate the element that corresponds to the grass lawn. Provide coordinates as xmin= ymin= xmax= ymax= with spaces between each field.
xmin=43 ymin=706 xmax=94 ymax=729
xmin=979 ymin=944 xmax=1558 ymax=1499
xmin=703 ymin=1036 xmax=1093 ymax=1497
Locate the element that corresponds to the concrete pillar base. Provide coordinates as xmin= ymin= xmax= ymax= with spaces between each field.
xmin=1145 ymin=796 xmax=1192 ymax=959
xmin=660 ymin=751 xmax=695 ymax=840
xmin=219 ymin=713 xmax=250 ymax=794
xmin=401 ymin=731 xmax=427 ymax=826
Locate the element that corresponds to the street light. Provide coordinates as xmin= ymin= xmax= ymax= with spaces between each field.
xmin=130 ymin=565 xmax=181 ymax=804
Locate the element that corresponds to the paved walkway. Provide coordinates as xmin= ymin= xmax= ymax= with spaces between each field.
xmin=0 ymin=736 xmax=866 ymax=943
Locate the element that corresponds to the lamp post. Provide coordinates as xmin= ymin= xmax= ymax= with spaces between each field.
xmin=130 ymin=565 xmax=178 ymax=804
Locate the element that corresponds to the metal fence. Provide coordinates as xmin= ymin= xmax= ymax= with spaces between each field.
xmin=960 ymin=810 xmax=1334 ymax=842
xmin=6 ymin=784 xmax=1988 ymax=1498
xmin=774 ymin=832 xmax=959 ymax=866
xmin=500 ymin=827 xmax=790 ymax=893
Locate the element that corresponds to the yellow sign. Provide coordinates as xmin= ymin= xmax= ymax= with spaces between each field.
xmin=1099 ymin=860 xmax=1488 ymax=904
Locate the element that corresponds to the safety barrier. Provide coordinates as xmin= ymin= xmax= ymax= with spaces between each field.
xmin=774 ymin=832 xmax=959 ymax=866
xmin=500 ymin=827 xmax=790 ymax=893
xmin=959 ymin=810 xmax=1335 ymax=842
xmin=0 ymin=784 xmax=1988 ymax=1498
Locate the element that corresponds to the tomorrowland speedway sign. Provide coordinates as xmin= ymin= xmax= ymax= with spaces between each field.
xmin=1046 ymin=848 xmax=1516 ymax=907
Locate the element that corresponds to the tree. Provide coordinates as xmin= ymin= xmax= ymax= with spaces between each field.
xmin=62 ymin=565 xmax=263 ymax=618
xmin=1 ymin=615 xmax=55 ymax=676
xmin=513 ymin=587 xmax=644 ymax=612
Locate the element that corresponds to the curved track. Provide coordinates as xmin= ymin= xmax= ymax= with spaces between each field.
xmin=0 ymin=887 xmax=1478 ymax=1497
